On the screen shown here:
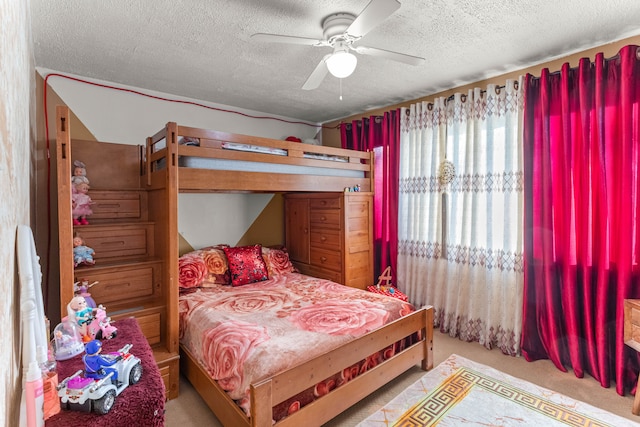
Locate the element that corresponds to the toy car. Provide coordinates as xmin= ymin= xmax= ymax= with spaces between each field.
xmin=57 ymin=343 xmax=142 ymax=414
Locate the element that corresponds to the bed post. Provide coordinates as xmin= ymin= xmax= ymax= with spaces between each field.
xmin=165 ymin=122 xmax=180 ymax=354
xmin=250 ymin=380 xmax=273 ymax=427
xmin=368 ymin=149 xmax=375 ymax=192
xmin=55 ymin=105 xmax=74 ymax=320
xmin=423 ymin=305 xmax=434 ymax=370
xmin=145 ymin=136 xmax=152 ymax=187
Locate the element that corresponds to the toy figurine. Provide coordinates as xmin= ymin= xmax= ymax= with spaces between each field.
xmin=83 ymin=340 xmax=120 ymax=384
xmin=73 ymin=235 xmax=95 ymax=267
xmin=72 ymin=176 xmax=93 ymax=225
xmin=72 ymin=160 xmax=88 ymax=182
xmin=74 ymin=278 xmax=99 ymax=308
xmin=65 ymin=295 xmax=117 ymax=343
xmin=58 ymin=343 xmax=142 ymax=415
xmin=67 ymin=296 xmax=94 ymax=340
xmin=52 ymin=321 xmax=84 ymax=361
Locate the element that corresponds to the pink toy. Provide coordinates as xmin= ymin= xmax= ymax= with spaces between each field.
xmin=66 ymin=296 xmax=117 ymax=343
xmin=72 ymin=177 xmax=93 ymax=225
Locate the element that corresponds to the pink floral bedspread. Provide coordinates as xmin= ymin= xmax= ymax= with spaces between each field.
xmin=179 ymin=272 xmax=415 ymax=421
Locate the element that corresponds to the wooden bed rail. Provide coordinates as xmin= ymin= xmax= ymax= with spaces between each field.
xmin=143 ymin=122 xmax=375 ymax=193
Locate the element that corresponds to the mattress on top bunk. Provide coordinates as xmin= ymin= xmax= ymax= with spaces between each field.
xmin=178 ymin=246 xmax=415 ymax=421
xmin=176 ymin=155 xmax=363 ymax=177
xmin=155 ymin=137 xmax=364 ymax=177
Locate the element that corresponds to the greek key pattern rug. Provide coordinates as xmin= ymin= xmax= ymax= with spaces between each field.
xmin=357 ymin=354 xmax=637 ymax=427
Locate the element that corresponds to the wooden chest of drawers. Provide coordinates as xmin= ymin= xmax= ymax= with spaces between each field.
xmin=624 ymin=299 xmax=640 ymax=351
xmin=284 ymin=192 xmax=374 ymax=289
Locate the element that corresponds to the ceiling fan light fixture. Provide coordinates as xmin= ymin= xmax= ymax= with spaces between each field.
xmin=326 ymin=49 xmax=358 ymax=78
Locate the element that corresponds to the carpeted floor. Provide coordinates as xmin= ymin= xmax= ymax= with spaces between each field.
xmin=164 ymin=331 xmax=640 ymax=426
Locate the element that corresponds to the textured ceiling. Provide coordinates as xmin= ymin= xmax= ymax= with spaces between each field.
xmin=31 ymin=0 xmax=640 ymax=123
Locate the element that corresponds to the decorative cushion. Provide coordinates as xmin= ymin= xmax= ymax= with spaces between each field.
xmin=199 ymin=245 xmax=231 ymax=285
xmin=178 ymin=253 xmax=208 ymax=289
xmin=262 ymin=247 xmax=297 ymax=277
xmin=178 ymin=244 xmax=230 ymax=289
xmin=223 ymin=244 xmax=269 ymax=286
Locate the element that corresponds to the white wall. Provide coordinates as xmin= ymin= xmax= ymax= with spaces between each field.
xmin=2 ymin=0 xmax=35 ymax=424
xmin=40 ymin=69 xmax=321 ymax=248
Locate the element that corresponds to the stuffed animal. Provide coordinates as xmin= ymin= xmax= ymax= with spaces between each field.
xmin=72 ymin=176 xmax=93 ymax=225
xmin=73 ymin=235 xmax=95 ymax=267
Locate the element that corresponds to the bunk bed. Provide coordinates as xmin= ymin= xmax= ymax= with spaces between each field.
xmin=140 ymin=122 xmax=434 ymax=427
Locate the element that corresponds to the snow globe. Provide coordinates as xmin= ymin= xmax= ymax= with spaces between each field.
xmin=53 ymin=321 xmax=84 ymax=361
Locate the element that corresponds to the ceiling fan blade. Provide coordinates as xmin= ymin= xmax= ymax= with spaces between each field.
xmin=251 ymin=33 xmax=327 ymax=47
xmin=353 ymin=45 xmax=425 ymax=66
xmin=346 ymin=0 xmax=401 ymax=38
xmin=302 ymin=56 xmax=330 ymax=90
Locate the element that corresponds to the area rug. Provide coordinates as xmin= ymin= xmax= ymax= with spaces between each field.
xmin=357 ymin=354 xmax=636 ymax=427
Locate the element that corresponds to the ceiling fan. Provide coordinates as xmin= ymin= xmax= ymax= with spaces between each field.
xmin=251 ymin=0 xmax=425 ymax=90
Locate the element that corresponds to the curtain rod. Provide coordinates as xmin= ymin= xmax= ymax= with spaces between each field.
xmin=445 ymin=83 xmax=510 ymax=102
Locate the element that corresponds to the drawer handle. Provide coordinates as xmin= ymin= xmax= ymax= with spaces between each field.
xmin=321 ymin=200 xmax=327 ymax=205
xmin=321 ymin=216 xmax=326 ymax=221
xmin=320 ymin=256 xmax=327 ymax=263
xmin=320 ymin=236 xmax=327 ymax=242
xmin=102 ymin=240 xmax=126 ymax=246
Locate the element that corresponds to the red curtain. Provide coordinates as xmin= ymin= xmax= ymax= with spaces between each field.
xmin=522 ymin=45 xmax=640 ymax=395
xmin=340 ymin=110 xmax=400 ymax=282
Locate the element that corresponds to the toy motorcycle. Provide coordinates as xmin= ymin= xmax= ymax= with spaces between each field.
xmin=85 ymin=305 xmax=117 ymax=341
xmin=63 ymin=303 xmax=117 ymax=342
xmin=57 ymin=344 xmax=142 ymax=414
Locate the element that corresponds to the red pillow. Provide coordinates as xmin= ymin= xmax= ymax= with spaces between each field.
xmin=223 ymin=244 xmax=269 ymax=286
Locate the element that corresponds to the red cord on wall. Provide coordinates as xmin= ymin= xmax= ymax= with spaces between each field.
xmin=41 ymin=72 xmax=339 ymax=308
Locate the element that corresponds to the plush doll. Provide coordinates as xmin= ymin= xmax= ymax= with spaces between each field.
xmin=72 ymin=176 xmax=93 ymax=225
xmin=72 ymin=160 xmax=88 ymax=182
xmin=73 ymin=235 xmax=95 ymax=267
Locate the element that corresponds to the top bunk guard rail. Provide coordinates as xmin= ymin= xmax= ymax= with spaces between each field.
xmin=144 ymin=122 xmax=374 ymax=193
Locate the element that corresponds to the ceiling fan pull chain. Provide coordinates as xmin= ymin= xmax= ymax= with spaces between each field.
xmin=339 ymin=78 xmax=343 ymax=101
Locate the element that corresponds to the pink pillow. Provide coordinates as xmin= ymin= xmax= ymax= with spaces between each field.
xmin=178 ymin=253 xmax=208 ymax=289
xmin=262 ymin=247 xmax=297 ymax=277
xmin=199 ymin=245 xmax=231 ymax=285
xmin=178 ymin=244 xmax=230 ymax=289
xmin=223 ymin=245 xmax=269 ymax=286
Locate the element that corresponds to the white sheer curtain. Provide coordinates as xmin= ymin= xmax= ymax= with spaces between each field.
xmin=397 ymin=80 xmax=524 ymax=355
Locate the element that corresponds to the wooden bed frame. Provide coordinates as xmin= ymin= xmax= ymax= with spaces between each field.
xmin=139 ymin=122 xmax=434 ymax=426
xmin=144 ymin=122 xmax=375 ymax=193
xmin=181 ymin=307 xmax=433 ymax=427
